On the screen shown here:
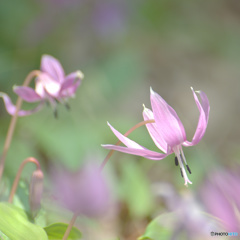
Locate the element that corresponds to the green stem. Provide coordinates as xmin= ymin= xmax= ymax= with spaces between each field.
xmin=100 ymin=119 xmax=155 ymax=171
xmin=0 ymin=70 xmax=41 ymax=182
xmin=62 ymin=212 xmax=78 ymax=240
xmin=8 ymin=157 xmax=41 ymax=203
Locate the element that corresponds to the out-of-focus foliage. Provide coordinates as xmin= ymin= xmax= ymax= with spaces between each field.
xmin=138 ymin=213 xmax=174 ymax=240
xmin=0 ymin=202 xmax=48 ymax=240
xmin=119 ymin=159 xmax=155 ymax=218
xmin=44 ymin=222 xmax=82 ymax=240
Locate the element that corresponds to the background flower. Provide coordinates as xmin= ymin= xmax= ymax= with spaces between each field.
xmin=201 ymin=169 xmax=240 ymax=232
xmin=51 ymin=162 xmax=110 ymax=218
xmin=1 ymin=55 xmax=83 ymax=116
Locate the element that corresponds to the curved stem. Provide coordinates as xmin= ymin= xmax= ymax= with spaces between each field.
xmin=8 ymin=157 xmax=41 ymax=203
xmin=62 ymin=212 xmax=78 ymax=240
xmin=100 ymin=119 xmax=155 ymax=171
xmin=0 ymin=70 xmax=41 ymax=181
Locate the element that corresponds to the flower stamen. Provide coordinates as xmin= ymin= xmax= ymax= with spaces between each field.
xmin=186 ymin=165 xmax=192 ymax=174
xmin=180 ymin=168 xmax=183 ymax=178
xmin=180 ymin=148 xmax=192 ymax=174
xmin=174 ymin=156 xmax=179 ymax=166
xmin=174 ymin=147 xmax=192 ymax=186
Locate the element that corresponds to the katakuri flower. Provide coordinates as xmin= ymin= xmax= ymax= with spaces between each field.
xmin=51 ymin=162 xmax=109 ymax=217
xmin=102 ymin=87 xmax=210 ymax=186
xmin=201 ymin=169 xmax=240 ymax=232
xmin=0 ymin=55 xmax=84 ymax=116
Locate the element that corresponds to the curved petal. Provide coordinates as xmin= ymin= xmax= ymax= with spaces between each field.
xmin=102 ymin=144 xmax=168 ymax=160
xmin=60 ymin=81 xmax=80 ymax=98
xmin=201 ymin=181 xmax=238 ymax=232
xmin=41 ymin=55 xmax=65 ymax=83
xmin=13 ymin=86 xmax=42 ymax=102
xmin=0 ymin=92 xmax=43 ymax=116
xmin=150 ymin=88 xmax=186 ymax=147
xmin=183 ymin=88 xmax=210 ymax=147
xmin=107 ymin=122 xmax=147 ymax=149
xmin=61 ymin=71 xmax=84 ymax=90
xmin=60 ymin=71 xmax=83 ymax=98
xmin=104 ymin=122 xmax=168 ymax=160
xmin=142 ymin=105 xmax=168 ymax=153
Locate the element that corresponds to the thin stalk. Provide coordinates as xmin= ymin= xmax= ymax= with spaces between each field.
xmin=100 ymin=119 xmax=155 ymax=171
xmin=62 ymin=212 xmax=78 ymax=240
xmin=0 ymin=70 xmax=41 ymax=181
xmin=8 ymin=157 xmax=41 ymax=203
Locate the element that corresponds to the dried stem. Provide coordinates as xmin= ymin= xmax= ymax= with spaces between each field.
xmin=8 ymin=157 xmax=41 ymax=203
xmin=62 ymin=212 xmax=78 ymax=240
xmin=0 ymin=70 xmax=41 ymax=182
xmin=100 ymin=119 xmax=155 ymax=171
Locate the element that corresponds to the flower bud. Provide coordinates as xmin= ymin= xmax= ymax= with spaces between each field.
xmin=29 ymin=169 xmax=44 ymax=216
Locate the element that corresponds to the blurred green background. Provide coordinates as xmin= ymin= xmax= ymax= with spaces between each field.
xmin=0 ymin=0 xmax=240 ymax=239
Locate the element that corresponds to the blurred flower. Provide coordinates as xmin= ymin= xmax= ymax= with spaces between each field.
xmin=102 ymin=87 xmax=210 ymax=186
xmin=201 ymin=169 xmax=240 ymax=232
xmin=51 ymin=162 xmax=109 ymax=217
xmin=0 ymin=55 xmax=84 ymax=117
xmin=151 ymin=182 xmax=219 ymax=239
xmin=93 ymin=1 xmax=126 ymax=40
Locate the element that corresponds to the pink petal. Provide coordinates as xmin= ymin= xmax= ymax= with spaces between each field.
xmin=102 ymin=144 xmax=168 ymax=160
xmin=103 ymin=122 xmax=168 ymax=160
xmin=61 ymin=71 xmax=83 ymax=90
xmin=13 ymin=86 xmax=42 ymax=102
xmin=201 ymin=181 xmax=238 ymax=232
xmin=0 ymin=92 xmax=43 ymax=116
xmin=107 ymin=122 xmax=148 ymax=149
xmin=51 ymin=163 xmax=109 ymax=217
xmin=142 ymin=105 xmax=168 ymax=153
xmin=76 ymin=163 xmax=109 ymax=217
xmin=41 ymin=55 xmax=65 ymax=83
xmin=183 ymin=88 xmax=210 ymax=147
xmin=60 ymin=81 xmax=80 ymax=98
xmin=36 ymin=73 xmax=61 ymax=97
xmin=59 ymin=71 xmax=83 ymax=98
xmin=150 ymin=88 xmax=186 ymax=147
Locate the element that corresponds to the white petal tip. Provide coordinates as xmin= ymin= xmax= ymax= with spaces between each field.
xmin=77 ymin=71 xmax=84 ymax=79
xmin=184 ymin=181 xmax=193 ymax=187
xmin=190 ymin=87 xmax=201 ymax=93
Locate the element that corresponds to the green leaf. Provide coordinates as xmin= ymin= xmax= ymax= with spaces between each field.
xmin=44 ymin=222 xmax=82 ymax=240
xmin=138 ymin=212 xmax=177 ymax=240
xmin=0 ymin=230 xmax=10 ymax=240
xmin=0 ymin=202 xmax=48 ymax=240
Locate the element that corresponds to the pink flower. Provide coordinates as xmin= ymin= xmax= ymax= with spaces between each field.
xmin=0 ymin=55 xmax=84 ymax=116
xmin=201 ymin=170 xmax=240 ymax=232
xmin=102 ymin=87 xmax=210 ymax=186
xmin=51 ymin=162 xmax=109 ymax=217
